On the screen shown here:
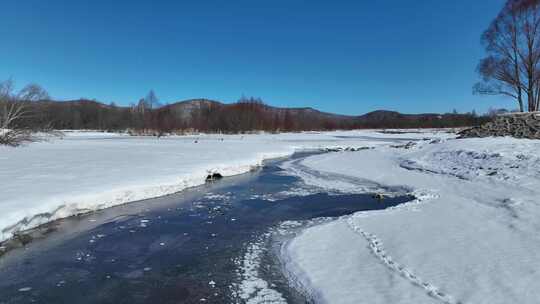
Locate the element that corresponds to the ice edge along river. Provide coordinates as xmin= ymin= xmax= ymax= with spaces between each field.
xmin=0 ymin=130 xmax=442 ymax=243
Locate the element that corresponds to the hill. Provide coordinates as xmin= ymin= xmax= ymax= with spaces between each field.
xmin=21 ymin=98 xmax=488 ymax=132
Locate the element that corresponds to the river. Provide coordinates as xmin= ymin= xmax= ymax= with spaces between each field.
xmin=0 ymin=152 xmax=412 ymax=304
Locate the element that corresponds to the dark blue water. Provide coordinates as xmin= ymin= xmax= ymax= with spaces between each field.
xmin=0 ymin=153 xmax=412 ymax=304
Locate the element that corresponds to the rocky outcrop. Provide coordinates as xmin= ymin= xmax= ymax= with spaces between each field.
xmin=459 ymin=112 xmax=540 ymax=139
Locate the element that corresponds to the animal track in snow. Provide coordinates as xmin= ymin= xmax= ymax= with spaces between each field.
xmin=346 ymin=217 xmax=462 ymax=304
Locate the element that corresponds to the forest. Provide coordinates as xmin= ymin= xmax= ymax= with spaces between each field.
xmin=1 ymin=79 xmax=489 ymax=146
xmin=19 ymin=96 xmax=489 ymax=134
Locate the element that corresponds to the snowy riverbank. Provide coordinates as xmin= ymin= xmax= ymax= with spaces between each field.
xmin=282 ymin=135 xmax=540 ymax=303
xmin=0 ymin=130 xmax=446 ymax=243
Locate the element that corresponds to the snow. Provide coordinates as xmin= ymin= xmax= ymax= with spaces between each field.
xmin=283 ymin=135 xmax=540 ymax=303
xmin=0 ymin=130 xmax=442 ymax=243
xmin=4 ymin=129 xmax=538 ymax=303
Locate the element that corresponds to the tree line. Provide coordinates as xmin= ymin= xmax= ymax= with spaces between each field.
xmin=22 ymin=96 xmax=488 ymax=133
xmin=1 ymin=79 xmax=490 ymax=146
xmin=20 ymin=96 xmax=357 ymax=133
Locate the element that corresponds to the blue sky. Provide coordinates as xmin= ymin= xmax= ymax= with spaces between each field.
xmin=1 ymin=0 xmax=507 ymax=114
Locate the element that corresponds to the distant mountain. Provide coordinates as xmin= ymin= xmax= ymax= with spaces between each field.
xmin=361 ymin=110 xmax=402 ymax=120
xmin=163 ymin=98 xmax=355 ymax=123
xmin=26 ymin=98 xmax=488 ymax=131
xmin=164 ymin=99 xmax=223 ymax=121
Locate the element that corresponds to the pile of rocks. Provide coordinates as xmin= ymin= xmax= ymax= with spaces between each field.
xmin=459 ymin=112 xmax=540 ymax=139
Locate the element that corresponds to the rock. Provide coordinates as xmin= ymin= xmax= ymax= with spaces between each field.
xmin=459 ymin=112 xmax=540 ymax=139
xmin=373 ymin=193 xmax=385 ymax=200
xmin=391 ymin=141 xmax=416 ymax=149
xmin=13 ymin=233 xmax=33 ymax=246
xmin=206 ymin=173 xmax=223 ymax=182
xmin=324 ymin=147 xmax=343 ymax=152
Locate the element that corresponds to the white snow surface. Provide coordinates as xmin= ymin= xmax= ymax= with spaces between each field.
xmin=0 ymin=130 xmax=441 ymax=242
xmin=283 ymin=135 xmax=540 ymax=304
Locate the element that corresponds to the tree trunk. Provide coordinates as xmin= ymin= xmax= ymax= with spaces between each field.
xmin=528 ymin=85 xmax=535 ymax=112
xmin=518 ymin=87 xmax=524 ymax=112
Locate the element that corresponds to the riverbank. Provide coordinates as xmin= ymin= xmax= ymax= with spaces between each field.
xmin=282 ymin=136 xmax=540 ymax=303
xmin=0 ymin=130 xmax=448 ymax=243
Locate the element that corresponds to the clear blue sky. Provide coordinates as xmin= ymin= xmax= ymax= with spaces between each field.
xmin=1 ymin=0 xmax=508 ymax=115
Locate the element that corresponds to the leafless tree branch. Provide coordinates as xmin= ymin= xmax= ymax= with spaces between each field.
xmin=0 ymin=80 xmax=51 ymax=147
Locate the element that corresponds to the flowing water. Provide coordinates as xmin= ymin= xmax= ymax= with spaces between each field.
xmin=0 ymin=152 xmax=412 ymax=304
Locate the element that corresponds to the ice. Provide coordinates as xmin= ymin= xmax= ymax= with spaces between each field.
xmin=203 ymin=193 xmax=233 ymax=201
xmin=235 ymin=234 xmax=287 ymax=304
xmin=0 ymin=130 xmax=444 ymax=242
xmin=283 ymin=135 xmax=540 ymax=303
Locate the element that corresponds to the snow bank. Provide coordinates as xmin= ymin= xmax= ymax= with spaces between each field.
xmin=0 ymin=130 xmax=446 ymax=243
xmin=283 ymin=136 xmax=540 ymax=303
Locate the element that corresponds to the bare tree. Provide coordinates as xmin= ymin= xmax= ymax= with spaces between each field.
xmin=18 ymin=83 xmax=50 ymax=102
xmin=144 ymin=90 xmax=159 ymax=110
xmin=0 ymin=80 xmax=49 ymax=146
xmin=475 ymin=0 xmax=540 ymax=112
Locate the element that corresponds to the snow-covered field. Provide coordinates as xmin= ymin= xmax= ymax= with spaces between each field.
xmin=282 ymin=135 xmax=540 ymax=303
xmin=0 ymin=130 xmax=439 ymax=243
xmin=4 ymin=129 xmax=537 ymax=304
